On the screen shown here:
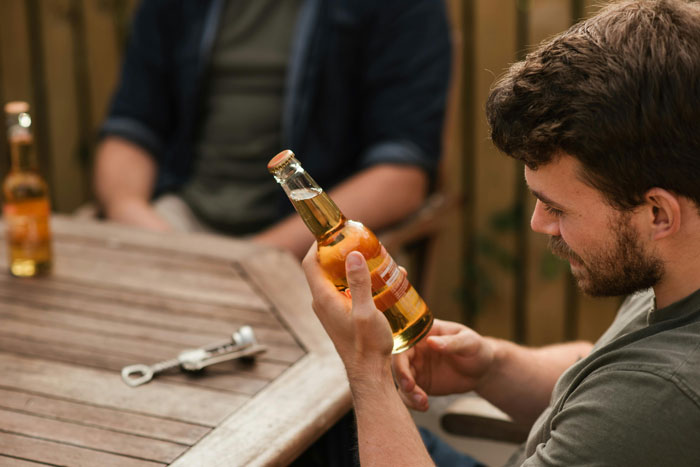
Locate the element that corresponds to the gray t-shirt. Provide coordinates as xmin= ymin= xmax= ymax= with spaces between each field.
xmin=506 ymin=288 xmax=700 ymax=466
xmin=180 ymin=0 xmax=301 ymax=235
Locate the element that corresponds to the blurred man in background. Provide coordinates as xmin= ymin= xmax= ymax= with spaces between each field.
xmin=93 ymin=0 xmax=451 ymax=259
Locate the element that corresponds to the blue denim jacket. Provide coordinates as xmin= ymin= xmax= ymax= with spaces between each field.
xmin=101 ymin=0 xmax=451 ymax=213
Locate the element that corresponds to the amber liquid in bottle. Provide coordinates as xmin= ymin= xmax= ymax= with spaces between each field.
xmin=2 ymin=103 xmax=52 ymax=277
xmin=270 ymin=151 xmax=433 ymax=353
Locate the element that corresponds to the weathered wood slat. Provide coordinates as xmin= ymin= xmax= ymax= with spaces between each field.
xmin=37 ymin=0 xmax=88 ymax=211
xmin=51 ymin=254 xmax=268 ymax=311
xmin=50 ymin=217 xmax=267 ymax=263
xmin=171 ymin=354 xmax=351 ymax=467
xmin=0 ymin=388 xmax=209 ymax=445
xmin=0 ymin=455 xmax=53 ymax=466
xmin=54 ymin=234 xmax=245 ymax=279
xmin=0 ymin=409 xmax=187 ymax=463
xmin=0 ymin=332 xmax=292 ymax=382
xmin=0 ymin=315 xmax=303 ymax=366
xmin=522 ymin=0 xmax=574 ymax=346
xmin=0 ymin=353 xmax=246 ymax=425
xmin=0 ymin=274 xmax=276 ymax=325
xmin=0 ymin=432 xmax=164 ymax=467
xmin=0 ymin=300 xmax=298 ymax=349
xmin=81 ymin=0 xmax=122 ymax=134
xmin=470 ymin=0 xmax=519 ymax=340
xmin=0 ymin=333 xmax=274 ymax=395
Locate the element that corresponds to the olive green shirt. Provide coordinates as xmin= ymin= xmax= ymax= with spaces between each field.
xmin=507 ymin=288 xmax=700 ymax=466
xmin=181 ymin=0 xmax=301 ymax=234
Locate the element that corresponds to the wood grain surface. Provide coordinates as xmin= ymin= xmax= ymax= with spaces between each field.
xmin=0 ymin=216 xmax=350 ymax=466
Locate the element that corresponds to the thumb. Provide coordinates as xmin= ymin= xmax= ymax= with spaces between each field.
xmin=345 ymin=251 xmax=375 ymax=314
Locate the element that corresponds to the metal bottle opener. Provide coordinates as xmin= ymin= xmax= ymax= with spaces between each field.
xmin=121 ymin=325 xmax=267 ymax=387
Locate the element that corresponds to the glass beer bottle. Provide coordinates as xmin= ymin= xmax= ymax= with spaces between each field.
xmin=2 ymin=101 xmax=53 ymax=277
xmin=268 ymin=149 xmax=433 ymax=353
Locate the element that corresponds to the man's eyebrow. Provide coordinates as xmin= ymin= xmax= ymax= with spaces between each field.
xmin=530 ymin=189 xmax=565 ymax=209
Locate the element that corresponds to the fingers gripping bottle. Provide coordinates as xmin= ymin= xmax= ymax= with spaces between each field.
xmin=268 ymin=150 xmax=433 ymax=353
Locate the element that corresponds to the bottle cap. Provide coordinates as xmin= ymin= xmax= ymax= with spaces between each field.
xmin=4 ymin=101 xmax=30 ymax=115
xmin=267 ymin=150 xmax=295 ymax=173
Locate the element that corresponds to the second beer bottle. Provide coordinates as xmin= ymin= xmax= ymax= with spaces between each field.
xmin=268 ymin=149 xmax=433 ymax=353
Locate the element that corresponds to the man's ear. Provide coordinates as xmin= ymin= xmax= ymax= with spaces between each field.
xmin=644 ymin=188 xmax=681 ymax=240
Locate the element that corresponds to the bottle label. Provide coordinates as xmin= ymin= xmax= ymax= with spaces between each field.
xmin=3 ymin=200 xmax=51 ymax=245
xmin=370 ymin=245 xmax=411 ymax=311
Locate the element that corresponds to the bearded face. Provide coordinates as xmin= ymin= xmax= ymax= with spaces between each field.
xmin=548 ymin=212 xmax=664 ymax=297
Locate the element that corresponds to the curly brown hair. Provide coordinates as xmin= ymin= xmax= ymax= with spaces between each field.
xmin=487 ymin=0 xmax=700 ymax=210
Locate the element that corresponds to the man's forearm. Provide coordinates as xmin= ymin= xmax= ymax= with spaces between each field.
xmin=351 ymin=367 xmax=434 ymax=467
xmin=94 ymin=137 xmax=171 ymax=231
xmin=329 ymin=164 xmax=428 ymax=231
xmin=477 ymin=339 xmax=593 ymax=425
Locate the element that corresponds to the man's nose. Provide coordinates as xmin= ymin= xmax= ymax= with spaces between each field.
xmin=530 ymin=200 xmax=560 ymax=236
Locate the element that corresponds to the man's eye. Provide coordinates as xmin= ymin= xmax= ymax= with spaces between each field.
xmin=543 ymin=204 xmax=563 ymax=217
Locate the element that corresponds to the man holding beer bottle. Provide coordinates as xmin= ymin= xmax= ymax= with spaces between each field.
xmin=302 ymin=1 xmax=700 ymax=465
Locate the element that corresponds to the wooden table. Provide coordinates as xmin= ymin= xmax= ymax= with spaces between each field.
xmin=0 ymin=216 xmax=351 ymax=466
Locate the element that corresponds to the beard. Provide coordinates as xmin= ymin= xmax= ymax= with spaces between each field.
xmin=548 ymin=215 xmax=664 ymax=297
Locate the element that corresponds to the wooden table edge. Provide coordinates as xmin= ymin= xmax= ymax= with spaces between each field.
xmin=170 ymin=352 xmax=352 ymax=466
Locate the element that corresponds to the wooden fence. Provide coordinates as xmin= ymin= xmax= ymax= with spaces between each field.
xmin=0 ymin=0 xmax=623 ymax=345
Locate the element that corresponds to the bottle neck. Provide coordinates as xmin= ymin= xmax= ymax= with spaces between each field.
xmin=6 ymin=109 xmax=36 ymax=172
xmin=272 ymin=159 xmax=345 ymax=240
xmin=9 ymin=134 xmax=36 ymax=171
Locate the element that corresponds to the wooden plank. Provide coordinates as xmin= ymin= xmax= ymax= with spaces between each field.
xmin=0 ymin=298 xmax=296 ymax=350
xmin=55 ymin=236 xmax=246 ymax=279
xmin=0 ymin=387 xmax=209 ymax=445
xmin=0 ymin=409 xmax=186 ymax=463
xmin=0 ymin=1 xmax=32 ymax=104
xmin=469 ymin=0 xmax=519 ymax=340
xmin=0 ymin=329 xmax=274 ymax=396
xmin=530 ymin=0 xmax=572 ymax=42
xmin=54 ymin=231 xmax=248 ymax=276
xmin=37 ymin=0 xmax=88 ymax=211
xmin=52 ymin=253 xmax=267 ymax=311
xmin=582 ymin=0 xmax=609 ymax=17
xmin=423 ymin=0 xmax=467 ymax=324
xmin=0 ymin=432 xmax=163 ymax=467
xmin=51 ymin=216 xmax=267 ymax=263
xmin=0 ymin=333 xmax=286 ymax=395
xmin=81 ymin=0 xmax=122 ymax=133
xmin=0 ymin=274 xmax=277 ymax=327
xmin=521 ymin=0 xmax=574 ymax=346
xmin=0 ymin=456 xmax=52 ymax=466
xmin=171 ymin=354 xmax=352 ymax=467
xmin=0 ymin=1 xmax=32 ymax=182
xmin=0 ymin=353 xmax=247 ymax=425
xmin=239 ymin=248 xmax=332 ymax=354
xmin=0 ymin=332 xmax=288 ymax=383
xmin=0 ymin=218 xmax=271 ymax=310
xmin=1 ymin=216 xmax=270 ymax=274
xmin=0 ymin=315 xmax=302 ymax=368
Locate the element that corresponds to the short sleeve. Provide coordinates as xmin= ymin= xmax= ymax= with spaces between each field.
xmin=100 ymin=0 xmax=176 ymax=159
xmin=357 ymin=0 xmax=452 ymax=174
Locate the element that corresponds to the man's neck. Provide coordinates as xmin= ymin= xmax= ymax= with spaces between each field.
xmin=654 ymin=270 xmax=700 ymax=309
xmin=653 ymin=244 xmax=700 ymax=310
xmin=651 ymin=198 xmax=700 ymax=309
